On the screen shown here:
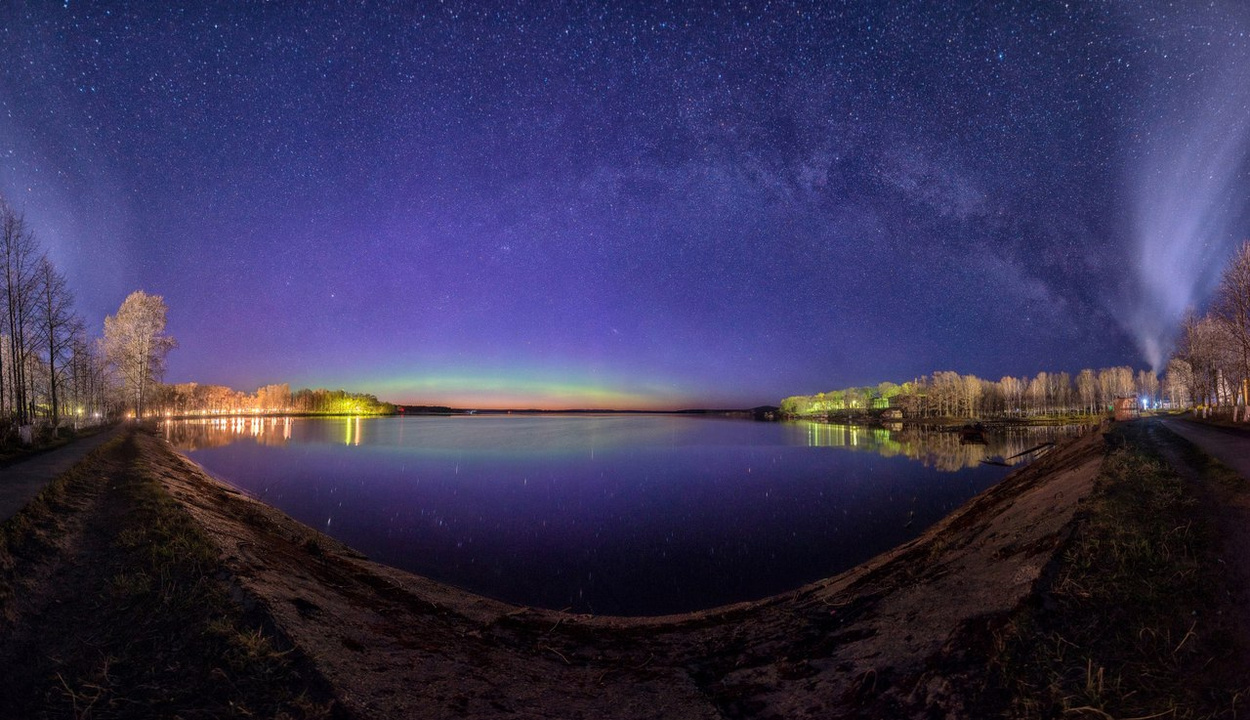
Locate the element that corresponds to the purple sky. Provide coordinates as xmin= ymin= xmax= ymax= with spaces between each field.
xmin=3 ymin=2 xmax=1249 ymax=409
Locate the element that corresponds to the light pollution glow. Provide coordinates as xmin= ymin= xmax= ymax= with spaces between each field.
xmin=341 ymin=370 xmax=699 ymax=411
xmin=1130 ymin=27 xmax=1250 ymax=371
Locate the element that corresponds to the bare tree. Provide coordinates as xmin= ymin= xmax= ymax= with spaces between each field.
xmin=1075 ymin=369 xmax=1097 ymax=414
xmin=33 ymin=256 xmax=78 ymax=428
xmin=1212 ymin=241 xmax=1250 ymax=419
xmin=1135 ymin=370 xmax=1160 ymax=409
xmin=1 ymin=200 xmax=40 ymax=427
xmin=1176 ymin=311 xmax=1226 ymax=413
xmin=67 ymin=328 xmax=100 ymax=424
xmin=103 ymin=291 xmax=177 ymax=418
xmin=1164 ymin=358 xmax=1193 ymax=408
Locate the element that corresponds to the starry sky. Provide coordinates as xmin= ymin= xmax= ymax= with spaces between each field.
xmin=2 ymin=2 xmax=1249 ymax=410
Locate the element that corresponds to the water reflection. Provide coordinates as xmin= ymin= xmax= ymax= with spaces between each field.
xmin=159 ymin=415 xmax=1084 ymax=615
xmin=163 ymin=416 xmax=294 ymax=450
xmin=165 ymin=416 xmax=1086 ymax=471
xmin=792 ymin=421 xmax=1087 ymax=471
xmin=165 ymin=414 xmax=735 ymax=456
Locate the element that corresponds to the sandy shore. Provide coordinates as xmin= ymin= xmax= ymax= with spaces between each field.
xmin=141 ymin=425 xmax=1106 ymax=719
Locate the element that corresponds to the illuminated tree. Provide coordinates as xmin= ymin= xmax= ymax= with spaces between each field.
xmin=1026 ymin=372 xmax=1048 ymax=415
xmin=1076 ymin=369 xmax=1097 ymax=415
xmin=104 ymin=290 xmax=177 ymax=418
xmin=254 ymin=383 xmax=291 ymax=412
xmin=1164 ymin=358 xmax=1192 ymax=408
xmin=1135 ymin=370 xmax=1159 ymax=409
xmin=960 ymin=374 xmax=983 ymax=418
xmin=999 ymin=376 xmax=1024 ymax=416
xmin=1212 ymin=241 xmax=1250 ymax=419
xmin=1176 ymin=312 xmax=1220 ymax=409
xmin=1052 ymin=372 xmax=1072 ymax=414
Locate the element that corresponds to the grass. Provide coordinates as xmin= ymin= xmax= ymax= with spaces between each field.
xmin=0 ymin=422 xmax=110 ymax=467
xmin=0 ymin=436 xmax=118 ymax=618
xmin=987 ymin=422 xmax=1246 ymax=718
xmin=0 ymin=429 xmax=339 ymax=719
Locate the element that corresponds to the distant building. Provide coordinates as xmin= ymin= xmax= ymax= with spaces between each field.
xmin=881 ymin=409 xmax=903 ymax=420
xmin=1113 ymin=397 xmax=1139 ymax=422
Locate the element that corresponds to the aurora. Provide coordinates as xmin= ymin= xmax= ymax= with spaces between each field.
xmin=328 ymin=368 xmax=697 ymax=411
xmin=5 ymin=3 xmax=1250 ymax=407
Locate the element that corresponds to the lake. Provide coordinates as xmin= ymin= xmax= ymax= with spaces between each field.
xmin=162 ymin=415 xmax=1082 ymax=616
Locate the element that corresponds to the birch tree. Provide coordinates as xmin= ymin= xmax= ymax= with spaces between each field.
xmin=1076 ymin=369 xmax=1097 ymax=415
xmin=1212 ymin=241 xmax=1250 ymax=419
xmin=103 ymin=291 xmax=176 ymax=418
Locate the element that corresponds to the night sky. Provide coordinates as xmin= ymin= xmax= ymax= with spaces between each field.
xmin=3 ymin=2 xmax=1249 ymax=410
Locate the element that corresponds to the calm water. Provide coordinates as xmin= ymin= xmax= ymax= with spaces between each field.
xmin=163 ymin=415 xmax=1080 ymax=615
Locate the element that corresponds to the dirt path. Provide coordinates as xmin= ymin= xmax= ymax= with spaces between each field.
xmin=0 ymin=433 xmax=130 ymax=715
xmin=1150 ymin=417 xmax=1250 ymax=677
xmin=0 ymin=430 xmax=341 ymax=718
xmin=1158 ymin=417 xmax=1250 ymax=475
xmin=0 ymin=426 xmax=119 ymax=522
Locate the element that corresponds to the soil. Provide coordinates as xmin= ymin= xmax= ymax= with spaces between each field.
xmin=143 ymin=425 xmax=1108 ymax=719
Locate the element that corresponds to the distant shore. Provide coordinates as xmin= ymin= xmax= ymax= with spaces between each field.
xmin=158 ymin=406 xmax=1108 ymax=426
xmin=157 ymin=405 xmax=784 ymax=419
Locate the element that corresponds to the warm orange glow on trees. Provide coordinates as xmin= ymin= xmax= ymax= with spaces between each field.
xmin=780 ymin=364 xmax=1161 ymax=420
xmin=151 ymin=382 xmax=393 ymax=417
xmin=104 ymin=291 xmax=177 ymax=419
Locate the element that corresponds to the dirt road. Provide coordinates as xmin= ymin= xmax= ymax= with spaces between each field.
xmin=1152 ymin=416 xmax=1250 ymax=682
xmin=1157 ymin=416 xmax=1250 ymax=476
xmin=0 ymin=427 xmax=119 ymax=523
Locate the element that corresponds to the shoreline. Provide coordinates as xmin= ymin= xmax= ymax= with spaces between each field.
xmin=5 ymin=421 xmax=1243 ymax=717
xmin=160 ymin=413 xmax=1084 ymax=616
xmin=153 ymin=426 xmax=1107 ymax=716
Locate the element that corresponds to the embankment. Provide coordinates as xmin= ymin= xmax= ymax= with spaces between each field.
xmin=7 ymin=423 xmax=1240 ymax=718
xmin=151 ymin=426 xmax=1107 ymax=718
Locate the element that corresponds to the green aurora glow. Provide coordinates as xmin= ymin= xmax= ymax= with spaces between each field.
xmin=311 ymin=366 xmax=698 ymax=410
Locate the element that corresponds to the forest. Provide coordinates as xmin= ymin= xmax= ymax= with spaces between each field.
xmin=779 ymin=365 xmax=1174 ymax=420
xmin=1 ymin=198 xmax=115 ymax=442
xmin=780 ymin=240 xmax=1250 ymax=422
xmin=151 ymin=382 xmax=395 ymax=416
xmin=1169 ymin=241 xmax=1250 ymax=419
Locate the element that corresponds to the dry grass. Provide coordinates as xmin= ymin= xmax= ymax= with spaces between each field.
xmin=988 ymin=423 xmax=1244 ymax=719
xmin=0 ymin=429 xmax=341 ymax=719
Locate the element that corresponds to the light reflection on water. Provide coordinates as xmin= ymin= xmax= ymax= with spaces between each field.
xmin=795 ymin=421 xmax=1084 ymax=471
xmin=162 ymin=415 xmax=1085 ymax=616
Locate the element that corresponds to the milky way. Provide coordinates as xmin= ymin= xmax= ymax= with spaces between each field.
xmin=2 ymin=3 xmax=1248 ymax=408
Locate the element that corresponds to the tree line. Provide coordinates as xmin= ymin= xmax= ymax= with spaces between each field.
xmin=2 ymin=195 xmax=179 ymax=445
xmin=1 ymin=197 xmax=112 ymax=441
xmin=1168 ymin=240 xmax=1250 ymax=418
xmin=780 ymin=365 xmax=1177 ymax=420
xmin=151 ymin=382 xmax=395 ymax=416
